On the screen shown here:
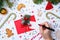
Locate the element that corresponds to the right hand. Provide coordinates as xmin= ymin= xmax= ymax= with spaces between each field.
xmin=39 ymin=22 xmax=53 ymax=40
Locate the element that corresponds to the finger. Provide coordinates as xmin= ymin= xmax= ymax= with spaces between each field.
xmin=44 ymin=22 xmax=50 ymax=27
xmin=39 ymin=23 xmax=46 ymax=30
xmin=39 ymin=26 xmax=44 ymax=33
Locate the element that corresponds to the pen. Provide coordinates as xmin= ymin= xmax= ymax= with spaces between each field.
xmin=38 ymin=24 xmax=55 ymax=31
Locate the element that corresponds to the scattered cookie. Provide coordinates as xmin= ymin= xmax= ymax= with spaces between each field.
xmin=37 ymin=10 xmax=42 ymax=16
xmin=17 ymin=3 xmax=25 ymax=11
xmin=6 ymin=28 xmax=14 ymax=38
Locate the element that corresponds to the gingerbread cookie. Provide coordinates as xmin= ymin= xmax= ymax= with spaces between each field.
xmin=6 ymin=28 xmax=14 ymax=37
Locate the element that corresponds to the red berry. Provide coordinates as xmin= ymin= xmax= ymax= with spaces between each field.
xmin=24 ymin=17 xmax=28 ymax=20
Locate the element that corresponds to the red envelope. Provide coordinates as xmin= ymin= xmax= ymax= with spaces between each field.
xmin=30 ymin=15 xmax=36 ymax=22
xmin=14 ymin=19 xmax=34 ymax=34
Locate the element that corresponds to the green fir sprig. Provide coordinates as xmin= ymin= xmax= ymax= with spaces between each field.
xmin=33 ymin=0 xmax=43 ymax=4
xmin=47 ymin=0 xmax=60 ymax=5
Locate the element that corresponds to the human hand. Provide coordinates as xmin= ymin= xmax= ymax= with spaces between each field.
xmin=39 ymin=22 xmax=53 ymax=40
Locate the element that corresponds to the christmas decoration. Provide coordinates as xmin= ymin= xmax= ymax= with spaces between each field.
xmin=45 ymin=1 xmax=53 ymax=10
xmin=6 ymin=0 xmax=13 ymax=8
xmin=0 ymin=0 xmax=4 ymax=9
xmin=33 ymin=0 xmax=60 ymax=5
xmin=46 ymin=12 xmax=60 ymax=20
xmin=0 ymin=13 xmax=16 ymax=28
xmin=33 ymin=0 xmax=60 ymax=10
xmin=47 ymin=0 xmax=60 ymax=5
xmin=14 ymin=19 xmax=34 ymax=34
xmin=0 ymin=0 xmax=13 ymax=15
xmin=33 ymin=0 xmax=43 ymax=4
xmin=22 ymin=15 xmax=30 ymax=25
xmin=0 ymin=8 xmax=7 ymax=15
xmin=0 ymin=0 xmax=13 ymax=8
xmin=14 ymin=15 xmax=36 ymax=34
